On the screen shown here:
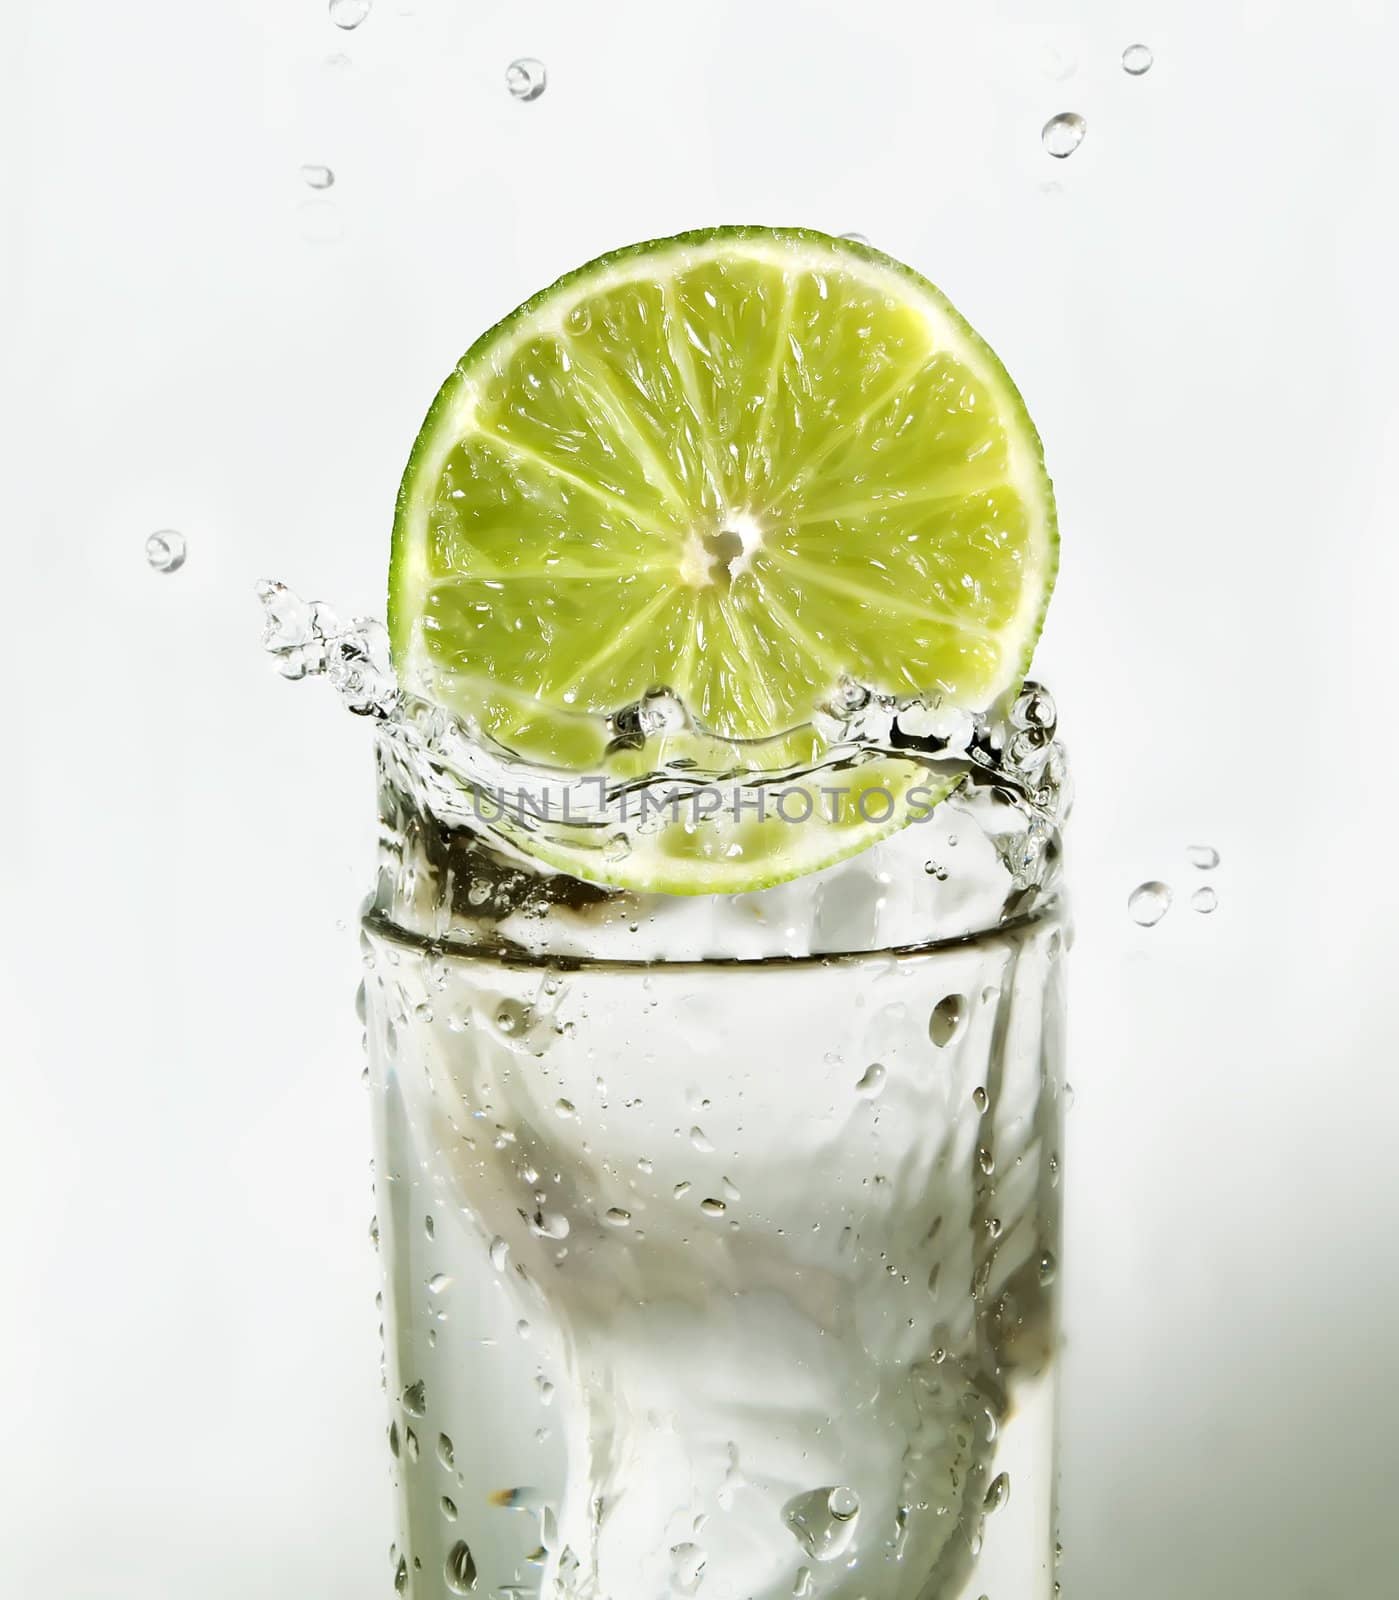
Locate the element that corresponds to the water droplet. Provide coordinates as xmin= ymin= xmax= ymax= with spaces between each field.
xmin=388 ymin=1420 xmax=400 ymax=1457
xmin=427 ymin=1272 xmax=451 ymax=1295
xmin=604 ymin=1207 xmax=632 ymax=1227
xmin=783 ymin=1486 xmax=862 ymax=1562
xmin=669 ymin=1542 xmax=707 ymax=1595
xmin=530 ymin=1209 xmax=570 ymax=1240
xmin=445 ymin=1540 xmax=478 ymax=1593
xmin=1121 ymin=42 xmax=1154 ymax=75
xmin=1192 ymin=885 xmax=1218 ymax=914
xmin=977 ymin=1145 xmax=995 ymax=1175
xmin=404 ymin=1426 xmax=420 ymax=1463
xmin=839 ymin=231 xmax=870 ymax=244
xmin=1188 ymin=844 xmax=1220 ymax=870
xmin=145 ymin=530 xmax=186 ymax=573
xmin=506 ymin=58 xmax=547 ymax=101
xmin=424 ymin=1214 xmax=435 ymax=1239
xmin=536 ymin=1375 xmax=555 ymax=1404
xmin=301 ymin=163 xmax=335 ymax=189
xmin=923 ymin=860 xmax=949 ymax=881
xmin=1039 ymin=1249 xmax=1058 ymax=1285
xmin=437 ymin=1432 xmax=455 ymax=1468
xmin=554 ymin=1098 xmax=576 ymax=1119
xmin=368 ymin=1215 xmax=380 ymax=1250
xmin=1042 ymin=112 xmax=1087 ymax=159
xmin=793 ymin=1571 xmax=813 ymax=1598
xmin=700 ymin=1198 xmax=726 ymax=1217
xmin=929 ymin=994 xmax=965 ymax=1047
xmin=855 ymin=1062 xmax=886 ymax=1097
xmin=442 ymin=1496 xmax=458 ymax=1520
xmin=329 ymin=0 xmax=371 ymax=27
xmin=495 ymin=1001 xmax=527 ymax=1035
xmin=393 ymin=1554 xmax=408 ymax=1593
xmin=402 ymin=1379 xmax=427 ymax=1417
xmin=689 ymin=1125 xmax=714 ymax=1153
xmin=984 ymin=1472 xmax=1011 ymax=1513
xmin=972 ymin=1086 xmax=988 ymax=1114
xmin=1128 ymin=881 xmax=1172 ymax=926
xmin=489 ymin=1237 xmax=509 ymax=1271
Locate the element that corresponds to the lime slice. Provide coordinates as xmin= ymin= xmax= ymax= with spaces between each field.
xmin=390 ymin=226 xmax=1056 ymax=893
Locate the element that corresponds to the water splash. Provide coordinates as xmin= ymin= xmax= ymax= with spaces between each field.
xmin=257 ymin=581 xmax=396 ymax=715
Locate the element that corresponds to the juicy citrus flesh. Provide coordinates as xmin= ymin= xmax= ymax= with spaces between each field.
xmin=389 ymin=227 xmax=1056 ymax=892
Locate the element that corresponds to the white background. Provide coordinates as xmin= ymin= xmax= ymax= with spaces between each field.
xmin=3 ymin=1 xmax=1398 ymax=1595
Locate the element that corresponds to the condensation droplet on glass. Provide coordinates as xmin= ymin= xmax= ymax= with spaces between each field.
xmin=1192 ymin=885 xmax=1219 ymax=914
xmin=977 ymin=1145 xmax=995 ymax=1176
xmin=700 ymin=1197 xmax=726 ymax=1217
xmin=1039 ymin=1249 xmax=1058 ymax=1285
xmin=506 ymin=58 xmax=547 ymax=102
xmin=793 ymin=1570 xmax=813 ymax=1598
xmin=424 ymin=1214 xmax=435 ymax=1239
xmin=1188 ymin=844 xmax=1220 ymax=870
xmin=690 ymin=1125 xmax=714 ymax=1153
xmin=554 ymin=1098 xmax=576 ymax=1119
xmin=401 ymin=1379 xmax=427 ymax=1417
xmin=488 ymin=1237 xmax=509 ymax=1271
xmin=1121 ymin=43 xmax=1154 ymax=76
xmin=445 ymin=1540 xmax=477 ymax=1594
xmin=301 ymin=164 xmax=335 ymax=189
xmin=442 ymin=1495 xmax=458 ymax=1520
xmin=329 ymin=0 xmax=371 ymax=27
xmin=1128 ymin=881 xmax=1172 ymax=926
xmin=1042 ymin=112 xmax=1087 ymax=159
xmin=604 ymin=1207 xmax=631 ymax=1227
xmin=437 ymin=1432 xmax=454 ymax=1468
xmin=972 ymin=1085 xmax=989 ymax=1114
xmin=393 ymin=1554 xmax=408 ymax=1594
xmin=427 ymin=1272 xmax=451 ymax=1296
xmin=855 ymin=1062 xmax=886 ymax=1097
xmin=984 ymin=1472 xmax=1011 ymax=1513
xmin=929 ymin=994 xmax=965 ymax=1047
xmin=145 ymin=530 xmax=186 ymax=573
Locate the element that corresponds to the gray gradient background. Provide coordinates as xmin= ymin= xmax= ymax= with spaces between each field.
xmin=3 ymin=1 xmax=1397 ymax=1595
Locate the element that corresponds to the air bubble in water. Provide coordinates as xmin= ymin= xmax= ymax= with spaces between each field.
xmin=1122 ymin=43 xmax=1154 ymax=76
xmin=1192 ymin=886 xmax=1218 ymax=914
xmin=929 ymin=994 xmax=965 ymax=1047
xmin=445 ymin=1540 xmax=477 ymax=1593
xmin=1042 ymin=112 xmax=1087 ymax=159
xmin=301 ymin=164 xmax=335 ymax=189
xmin=506 ymin=58 xmax=547 ymax=101
xmin=145 ymin=530 xmax=186 ymax=573
xmin=329 ymin=0 xmax=371 ymax=27
xmin=855 ymin=1063 xmax=886 ymax=1097
xmin=1188 ymin=844 xmax=1220 ymax=870
xmin=1128 ymin=881 xmax=1172 ymax=926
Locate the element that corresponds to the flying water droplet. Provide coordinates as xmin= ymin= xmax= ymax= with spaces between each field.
xmin=1188 ymin=844 xmax=1220 ymax=870
xmin=1191 ymin=886 xmax=1218 ymax=914
xmin=445 ymin=1541 xmax=477 ymax=1593
xmin=1121 ymin=43 xmax=1154 ymax=75
xmin=855 ymin=1062 xmax=886 ymax=1097
xmin=1042 ymin=112 xmax=1087 ymax=159
xmin=145 ymin=530 xmax=186 ymax=573
xmin=301 ymin=164 xmax=335 ymax=189
xmin=506 ymin=58 xmax=547 ymax=101
xmin=329 ymin=0 xmax=371 ymax=27
xmin=929 ymin=994 xmax=965 ymax=1047
xmin=1128 ymin=881 xmax=1172 ymax=926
